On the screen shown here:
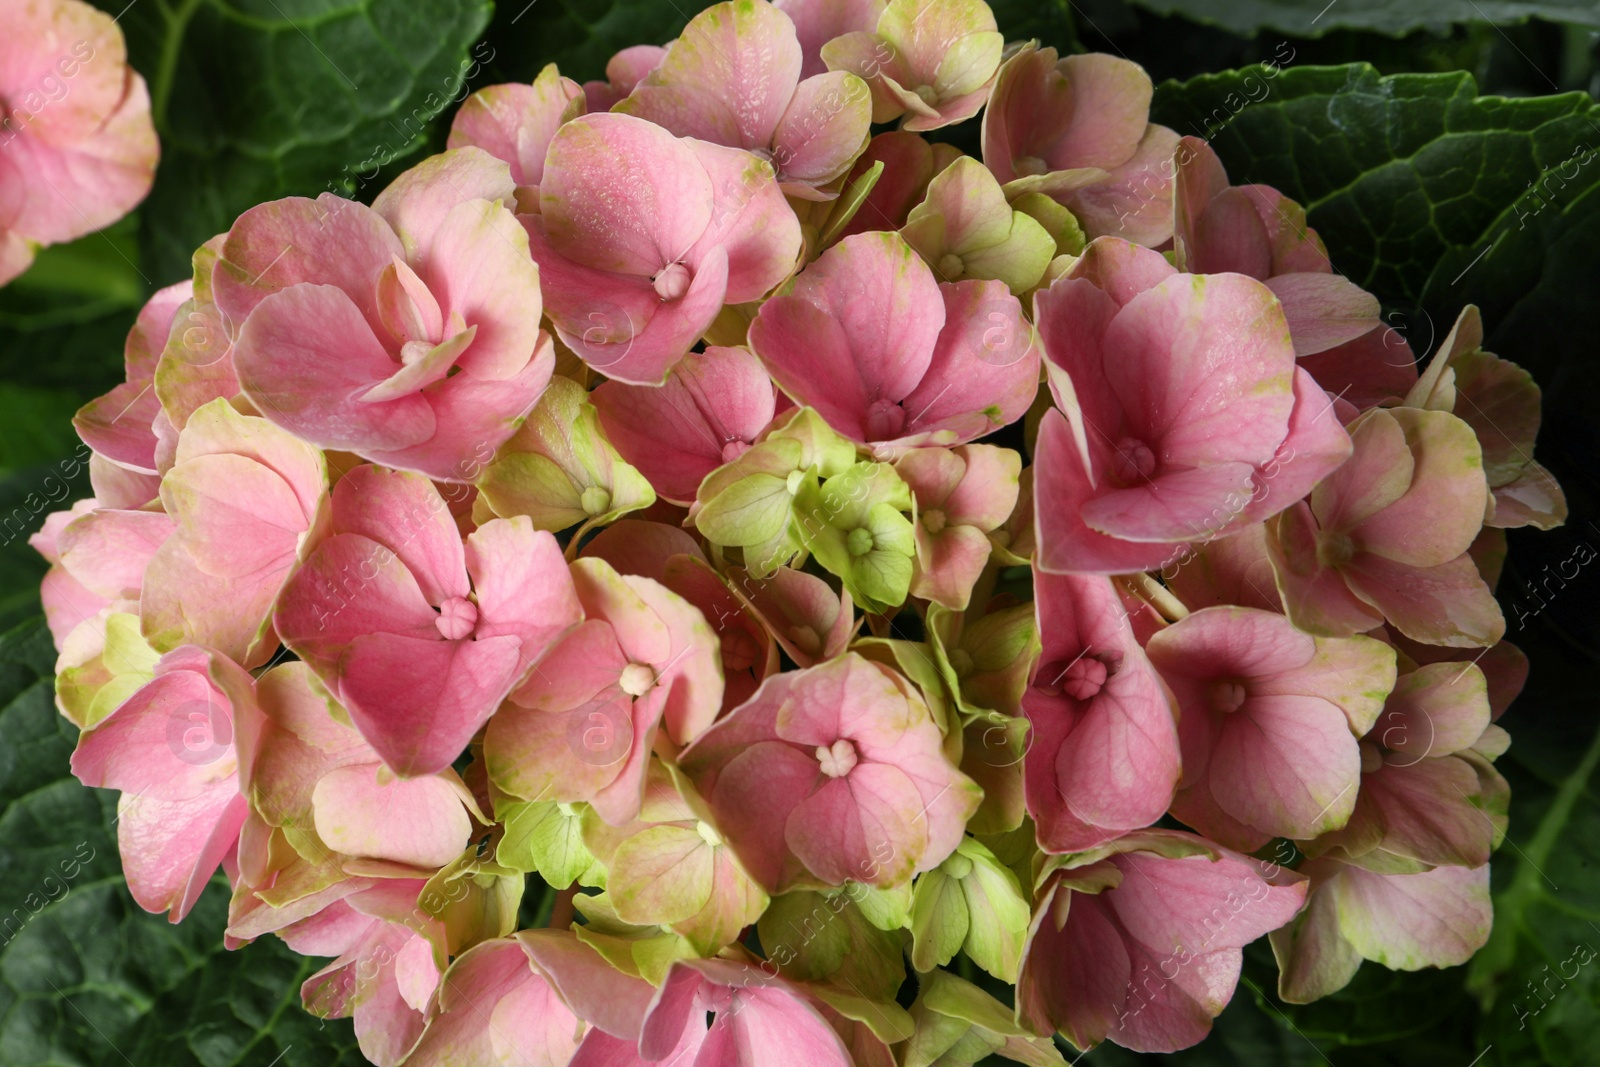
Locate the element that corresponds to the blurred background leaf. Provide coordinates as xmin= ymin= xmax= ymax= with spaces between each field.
xmin=1119 ymin=0 xmax=1600 ymax=38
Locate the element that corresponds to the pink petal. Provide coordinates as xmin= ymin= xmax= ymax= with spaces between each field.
xmin=1328 ymin=861 xmax=1491 ymax=969
xmin=274 ymin=532 xmax=442 ymax=671
xmin=215 ymin=194 xmax=400 ymax=332
xmin=1060 ymin=124 xmax=1180 ymax=247
xmin=683 ymin=137 xmax=802 ymax=302
xmin=530 ymin=216 xmax=730 ymax=386
xmin=467 ymin=517 xmax=583 ymax=653
xmin=416 ymin=197 xmax=545 ymax=381
xmin=370 ymin=146 xmax=515 ymax=260
xmin=235 ymin=284 xmax=434 ymax=453
xmin=774 ymin=72 xmax=873 ymax=192
xmin=775 ymin=0 xmax=886 ymax=80
xmin=448 ymin=65 xmax=586 ymax=188
xmin=331 ymin=466 xmax=468 ymax=604
xmin=1208 ymin=694 xmax=1362 ymax=839
xmin=593 ymin=345 xmax=777 ymax=503
xmin=1033 ymin=409 xmax=1185 ymax=576
xmin=750 ymin=230 xmax=944 ymax=439
xmin=786 ymin=762 xmax=927 ymax=886
xmin=312 ymin=764 xmax=471 ymax=867
xmin=341 ymin=632 xmax=525 ymax=776
xmin=1266 ymin=502 xmax=1385 ymax=636
xmin=540 ymin=113 xmax=713 ymax=277
xmin=1103 ymin=272 xmax=1295 ymax=467
xmin=1265 ymin=272 xmax=1382 ymax=358
xmin=899 ymin=279 xmax=1039 ymax=445
xmin=116 ymin=788 xmax=245 ymax=922
xmin=622 ymin=0 xmax=803 ymax=150
xmin=1343 ymin=551 xmax=1505 ymax=648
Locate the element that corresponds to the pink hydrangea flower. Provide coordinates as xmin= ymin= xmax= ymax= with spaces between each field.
xmin=572 ymin=958 xmax=853 ymax=1067
xmin=33 ymin=499 xmax=171 ymax=652
xmin=72 ymin=282 xmax=191 ymax=475
xmin=822 ymin=0 xmax=1003 ymax=132
xmin=578 ymin=758 xmax=769 ymax=953
xmin=1022 ymin=572 xmax=1179 ymax=853
xmin=582 ymin=44 xmax=668 ymax=111
xmin=749 ymin=231 xmax=1039 ymax=451
xmin=1310 ymin=661 xmax=1506 ymax=870
xmin=679 ymin=652 xmax=980 ymax=890
xmin=1016 ymin=831 xmax=1307 ymax=1053
xmin=1271 ymin=857 xmax=1491 ymax=1003
xmin=1146 ymin=606 xmax=1397 ymax=850
xmin=449 ymin=63 xmax=585 ymax=212
xmin=982 ymin=45 xmax=1178 ymax=246
xmin=406 ymin=931 xmax=657 ymax=1067
xmin=152 ymin=235 xmax=246 ymax=436
xmin=217 ymin=148 xmax=554 ymax=481
xmin=140 ymin=399 xmax=327 ymax=669
xmin=835 ymin=130 xmax=964 ymax=241
xmin=299 ymin=880 xmax=448 ymax=1067
xmin=581 ymin=520 xmax=777 ymax=714
xmin=1173 ymin=136 xmax=1380 ymax=357
xmin=592 ymin=345 xmax=780 ymax=505
xmin=1033 ymin=238 xmax=1350 ymax=575
xmin=618 ymin=0 xmax=873 ymax=199
xmin=1163 ymin=522 xmax=1284 ymax=613
xmin=775 ymin=0 xmax=885 ymax=79
xmin=484 ymin=555 xmax=724 ymax=825
xmin=1405 ymin=305 xmax=1568 ymax=531
xmin=0 ymin=0 xmax=157 ymax=284
xmin=276 ymin=465 xmax=582 ymax=777
xmin=723 ymin=561 xmax=859 ymax=667
xmin=896 ymin=443 xmax=1021 ymax=609
xmin=1266 ymin=406 xmax=1504 ymax=647
xmin=70 ymin=645 xmax=255 ymax=922
xmin=246 ymin=662 xmax=479 ymax=871
xmin=525 ymin=112 xmax=801 ymax=385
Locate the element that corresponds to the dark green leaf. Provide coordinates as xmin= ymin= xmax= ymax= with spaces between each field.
xmin=105 ymin=0 xmax=494 ymax=281
xmin=475 ymin=0 xmax=692 ymax=86
xmin=1122 ymin=0 xmax=1600 ymax=38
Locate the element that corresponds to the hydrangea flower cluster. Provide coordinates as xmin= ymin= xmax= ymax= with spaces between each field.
xmin=38 ymin=0 xmax=1566 ymax=1063
xmin=0 ymin=0 xmax=157 ymax=284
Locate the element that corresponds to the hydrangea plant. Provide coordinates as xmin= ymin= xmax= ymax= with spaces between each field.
xmin=17 ymin=0 xmax=1576 ymax=1063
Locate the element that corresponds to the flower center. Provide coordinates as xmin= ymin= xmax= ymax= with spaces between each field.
xmin=580 ymin=486 xmax=612 ymax=517
xmin=921 ymin=508 xmax=948 ymax=534
xmin=1208 ymin=679 xmax=1248 ymax=714
xmin=1057 ymin=656 xmax=1108 ymax=700
xmin=721 ymin=439 xmax=751 ymax=463
xmin=914 ymin=84 xmax=940 ymax=106
xmin=1013 ymin=155 xmax=1050 ymax=177
xmin=865 ymin=398 xmax=907 ymax=441
xmin=652 ymin=262 xmax=692 ymax=301
xmin=937 ymin=253 xmax=965 ymax=280
xmin=815 ymin=738 xmax=859 ymax=778
xmin=720 ymin=628 xmax=761 ymax=673
xmin=1317 ymin=529 xmax=1356 ymax=568
xmin=1111 ymin=437 xmax=1157 ymax=484
xmin=435 ymin=596 xmax=479 ymax=640
xmin=847 ymin=527 xmax=876 ymax=557
xmin=619 ymin=662 xmax=656 ymax=697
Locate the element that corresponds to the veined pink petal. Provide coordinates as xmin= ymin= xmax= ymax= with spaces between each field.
xmin=540 ymin=113 xmax=714 ymax=277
